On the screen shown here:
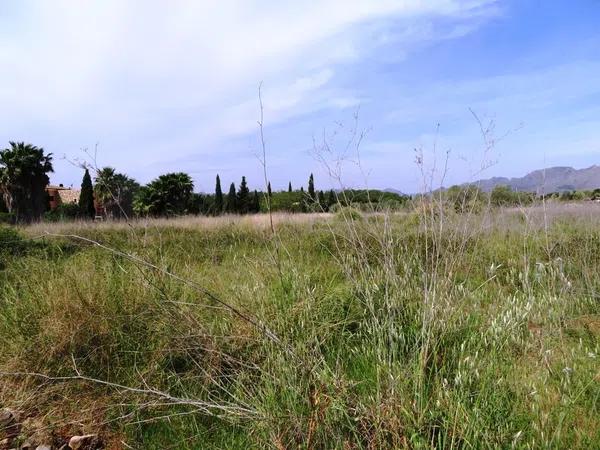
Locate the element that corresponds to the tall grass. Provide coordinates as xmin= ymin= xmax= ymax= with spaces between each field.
xmin=0 ymin=202 xmax=599 ymax=448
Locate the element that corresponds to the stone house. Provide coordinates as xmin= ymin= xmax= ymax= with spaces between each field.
xmin=45 ymin=185 xmax=80 ymax=210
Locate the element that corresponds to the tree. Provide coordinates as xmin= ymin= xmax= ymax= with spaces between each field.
xmin=198 ymin=194 xmax=215 ymax=215
xmin=251 ymin=190 xmax=260 ymax=213
xmin=94 ymin=167 xmax=139 ymax=219
xmin=327 ymin=189 xmax=336 ymax=209
xmin=214 ymin=174 xmax=223 ymax=215
xmin=188 ymin=193 xmax=205 ymax=215
xmin=308 ymin=173 xmax=315 ymax=200
xmin=318 ymin=190 xmax=326 ymax=211
xmin=300 ymin=186 xmax=306 ymax=212
xmin=0 ymin=142 xmax=53 ymax=222
xmin=226 ymin=182 xmax=237 ymax=213
xmin=288 ymin=181 xmax=292 ymax=193
xmin=134 ymin=172 xmax=193 ymax=217
xmin=445 ymin=185 xmax=483 ymax=213
xmin=78 ymin=168 xmax=95 ymax=219
xmin=267 ymin=182 xmax=272 ymax=197
xmin=491 ymin=185 xmax=517 ymax=207
xmin=237 ymin=176 xmax=251 ymax=214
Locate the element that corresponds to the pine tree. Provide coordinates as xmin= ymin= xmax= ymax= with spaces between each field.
xmin=237 ymin=176 xmax=250 ymax=214
xmin=288 ymin=181 xmax=292 ymax=193
xmin=267 ymin=182 xmax=272 ymax=197
xmin=214 ymin=174 xmax=223 ymax=215
xmin=308 ymin=173 xmax=315 ymax=200
xmin=226 ymin=182 xmax=237 ymax=213
xmin=79 ymin=168 xmax=96 ymax=219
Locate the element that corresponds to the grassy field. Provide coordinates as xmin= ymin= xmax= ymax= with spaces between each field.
xmin=1 ymin=204 xmax=599 ymax=449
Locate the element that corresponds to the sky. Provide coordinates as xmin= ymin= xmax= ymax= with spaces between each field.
xmin=1 ymin=0 xmax=599 ymax=193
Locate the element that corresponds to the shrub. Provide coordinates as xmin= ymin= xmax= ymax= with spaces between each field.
xmin=0 ymin=225 xmax=27 ymax=268
xmin=0 ymin=212 xmax=15 ymax=224
xmin=0 ymin=225 xmax=22 ymax=249
xmin=333 ymin=205 xmax=363 ymax=221
xmin=44 ymin=203 xmax=81 ymax=221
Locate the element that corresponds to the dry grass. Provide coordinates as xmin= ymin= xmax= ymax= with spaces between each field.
xmin=23 ymin=212 xmax=333 ymax=234
xmin=1 ymin=202 xmax=599 ymax=448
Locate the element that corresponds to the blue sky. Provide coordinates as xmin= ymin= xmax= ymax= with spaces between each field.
xmin=1 ymin=0 xmax=599 ymax=193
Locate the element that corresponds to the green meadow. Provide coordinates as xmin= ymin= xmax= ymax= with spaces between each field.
xmin=1 ymin=205 xmax=599 ymax=448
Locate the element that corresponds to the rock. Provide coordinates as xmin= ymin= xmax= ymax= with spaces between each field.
xmin=20 ymin=442 xmax=32 ymax=450
xmin=68 ymin=435 xmax=96 ymax=450
xmin=34 ymin=446 xmax=51 ymax=450
xmin=0 ymin=409 xmax=19 ymax=427
xmin=57 ymin=446 xmax=70 ymax=450
xmin=0 ymin=409 xmax=21 ymax=440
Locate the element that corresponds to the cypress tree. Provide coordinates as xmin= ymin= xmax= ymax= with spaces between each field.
xmin=252 ymin=190 xmax=260 ymax=213
xmin=308 ymin=173 xmax=315 ymax=200
xmin=214 ymin=174 xmax=223 ymax=214
xmin=267 ymin=182 xmax=272 ymax=197
xmin=288 ymin=181 xmax=292 ymax=193
xmin=327 ymin=189 xmax=336 ymax=208
xmin=226 ymin=182 xmax=237 ymax=213
xmin=318 ymin=190 xmax=326 ymax=211
xmin=300 ymin=186 xmax=306 ymax=212
xmin=79 ymin=168 xmax=96 ymax=219
xmin=237 ymin=176 xmax=250 ymax=214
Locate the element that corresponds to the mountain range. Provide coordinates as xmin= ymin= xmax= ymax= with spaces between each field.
xmin=471 ymin=165 xmax=600 ymax=193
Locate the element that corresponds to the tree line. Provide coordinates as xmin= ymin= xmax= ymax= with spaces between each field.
xmin=3 ymin=141 xmax=406 ymax=223
xmin=90 ymin=169 xmax=343 ymax=219
xmin=438 ymin=183 xmax=600 ymax=213
xmin=20 ymin=140 xmax=600 ymax=223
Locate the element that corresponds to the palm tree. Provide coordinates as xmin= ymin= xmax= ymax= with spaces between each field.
xmin=135 ymin=172 xmax=194 ymax=217
xmin=94 ymin=167 xmax=139 ymax=219
xmin=0 ymin=142 xmax=53 ymax=222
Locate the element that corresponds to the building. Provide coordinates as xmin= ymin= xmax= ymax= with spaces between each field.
xmin=45 ymin=185 xmax=80 ymax=210
xmin=46 ymin=184 xmax=105 ymax=218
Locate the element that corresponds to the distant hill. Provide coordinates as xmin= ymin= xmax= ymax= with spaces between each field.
xmin=383 ymin=188 xmax=406 ymax=196
xmin=471 ymin=165 xmax=600 ymax=193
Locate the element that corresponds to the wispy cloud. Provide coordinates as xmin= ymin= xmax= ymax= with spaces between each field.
xmin=0 ymin=0 xmax=511 ymax=188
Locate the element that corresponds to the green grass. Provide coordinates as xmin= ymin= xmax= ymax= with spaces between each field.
xmin=0 ymin=207 xmax=599 ymax=448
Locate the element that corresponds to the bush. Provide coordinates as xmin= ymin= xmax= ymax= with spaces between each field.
xmin=0 ymin=226 xmax=27 ymax=269
xmin=490 ymin=185 xmax=535 ymax=207
xmin=333 ymin=205 xmax=363 ymax=221
xmin=444 ymin=184 xmax=485 ymax=213
xmin=44 ymin=203 xmax=81 ymax=222
xmin=0 ymin=225 xmax=22 ymax=249
xmin=0 ymin=212 xmax=15 ymax=224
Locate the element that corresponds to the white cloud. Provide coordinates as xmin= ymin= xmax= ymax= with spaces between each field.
xmin=0 ymin=0 xmax=501 ymax=184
